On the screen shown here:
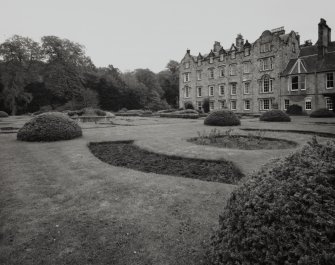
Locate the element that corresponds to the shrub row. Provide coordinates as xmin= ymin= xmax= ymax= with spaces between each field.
xmin=260 ymin=110 xmax=291 ymax=122
xmin=159 ymin=113 xmax=199 ymax=119
xmin=210 ymin=138 xmax=335 ymax=264
xmin=310 ymin=108 xmax=335 ymax=118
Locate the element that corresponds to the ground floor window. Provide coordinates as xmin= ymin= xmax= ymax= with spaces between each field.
xmin=230 ymin=100 xmax=237 ymax=110
xmin=284 ymin=99 xmax=290 ymax=110
xmin=244 ymin=100 xmax=250 ymax=110
xmin=326 ymin=97 xmax=333 ymax=110
xmin=197 ymin=101 xmax=202 ymax=111
xmin=209 ymin=101 xmax=215 ymax=111
xmin=260 ymin=98 xmax=272 ymax=110
xmin=305 ymin=98 xmax=312 ymax=110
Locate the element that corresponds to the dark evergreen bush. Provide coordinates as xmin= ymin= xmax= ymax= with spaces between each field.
xmin=184 ymin=101 xmax=194 ymax=109
xmin=159 ymin=109 xmax=199 ymax=119
xmin=260 ymin=110 xmax=291 ymax=122
xmin=0 ymin=111 xmax=9 ymax=117
xmin=286 ymin=104 xmax=303 ymax=115
xmin=202 ymin=98 xmax=210 ymax=113
xmin=310 ymin=108 xmax=335 ymax=118
xmin=210 ymin=138 xmax=335 ymax=265
xmin=17 ymin=112 xmax=82 ymax=142
xmin=204 ymin=110 xmax=240 ymax=126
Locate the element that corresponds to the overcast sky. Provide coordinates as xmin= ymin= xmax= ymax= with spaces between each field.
xmin=1 ymin=0 xmax=334 ymax=72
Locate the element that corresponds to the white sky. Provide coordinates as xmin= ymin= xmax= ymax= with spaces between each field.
xmin=1 ymin=0 xmax=334 ymax=72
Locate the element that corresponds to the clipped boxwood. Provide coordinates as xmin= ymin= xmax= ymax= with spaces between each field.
xmin=184 ymin=101 xmax=194 ymax=109
xmin=210 ymin=138 xmax=335 ymax=265
xmin=0 ymin=111 xmax=9 ymax=117
xmin=17 ymin=112 xmax=82 ymax=142
xmin=260 ymin=110 xmax=291 ymax=122
xmin=204 ymin=110 xmax=240 ymax=126
xmin=310 ymin=108 xmax=335 ymax=118
xmin=286 ymin=104 xmax=303 ymax=115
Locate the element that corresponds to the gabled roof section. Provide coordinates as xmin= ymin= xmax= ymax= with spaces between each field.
xmin=288 ymin=59 xmax=308 ymax=74
xmin=181 ymin=49 xmax=196 ymax=63
xmin=219 ymin=47 xmax=226 ymax=54
xmin=229 ymin=44 xmax=237 ymax=52
xmin=244 ymin=40 xmax=251 ymax=48
xmin=197 ymin=53 xmax=203 ymax=60
xmin=207 ymin=49 xmax=215 ymax=58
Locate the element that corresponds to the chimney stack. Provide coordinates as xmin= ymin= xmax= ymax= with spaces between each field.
xmin=213 ymin=41 xmax=222 ymax=52
xmin=318 ymin=18 xmax=331 ymax=58
xmin=236 ymin=34 xmax=244 ymax=50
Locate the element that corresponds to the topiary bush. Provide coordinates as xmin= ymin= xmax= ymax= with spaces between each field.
xmin=210 ymin=138 xmax=335 ymax=265
xmin=17 ymin=112 xmax=82 ymax=142
xmin=260 ymin=110 xmax=291 ymax=122
xmin=184 ymin=101 xmax=194 ymax=109
xmin=0 ymin=111 xmax=9 ymax=117
xmin=286 ymin=104 xmax=303 ymax=115
xmin=202 ymin=98 xmax=210 ymax=113
xmin=310 ymin=108 xmax=335 ymax=118
xmin=204 ymin=110 xmax=240 ymax=126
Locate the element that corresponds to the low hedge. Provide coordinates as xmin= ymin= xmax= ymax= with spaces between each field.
xmin=260 ymin=110 xmax=291 ymax=122
xmin=0 ymin=111 xmax=9 ymax=117
xmin=310 ymin=108 xmax=335 ymax=118
xmin=159 ymin=113 xmax=199 ymax=119
xmin=210 ymin=138 xmax=335 ymax=264
xmin=17 ymin=112 xmax=82 ymax=142
xmin=204 ymin=110 xmax=240 ymax=126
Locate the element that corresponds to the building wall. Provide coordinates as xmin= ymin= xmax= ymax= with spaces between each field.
xmin=179 ymin=30 xmax=300 ymax=113
xmin=280 ymin=72 xmax=335 ymax=113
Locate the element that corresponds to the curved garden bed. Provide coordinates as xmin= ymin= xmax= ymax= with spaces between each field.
xmin=88 ymin=140 xmax=244 ymax=184
xmin=240 ymin=128 xmax=335 ymax=138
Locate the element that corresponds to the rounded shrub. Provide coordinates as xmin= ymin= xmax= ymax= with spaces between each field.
xmin=184 ymin=101 xmax=194 ymax=109
xmin=260 ymin=110 xmax=291 ymax=122
xmin=210 ymin=138 xmax=335 ymax=265
xmin=204 ymin=110 xmax=240 ymax=126
xmin=286 ymin=104 xmax=303 ymax=115
xmin=17 ymin=112 xmax=82 ymax=142
xmin=0 ymin=111 xmax=9 ymax=117
xmin=310 ymin=108 xmax=335 ymax=118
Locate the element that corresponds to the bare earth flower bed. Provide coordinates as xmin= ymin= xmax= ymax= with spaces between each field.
xmin=89 ymin=141 xmax=244 ymax=184
xmin=188 ymin=129 xmax=298 ymax=150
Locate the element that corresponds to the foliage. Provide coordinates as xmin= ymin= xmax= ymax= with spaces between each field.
xmin=204 ymin=110 xmax=240 ymax=126
xmin=286 ymin=104 xmax=303 ymax=115
xmin=157 ymin=60 xmax=179 ymax=107
xmin=17 ymin=112 xmax=82 ymax=141
xmin=310 ymin=108 xmax=335 ymax=118
xmin=0 ymin=110 xmax=9 ymax=117
xmin=184 ymin=101 xmax=194 ymax=109
xmin=202 ymin=98 xmax=210 ymax=113
xmin=210 ymin=138 xmax=335 ymax=264
xmin=260 ymin=110 xmax=291 ymax=122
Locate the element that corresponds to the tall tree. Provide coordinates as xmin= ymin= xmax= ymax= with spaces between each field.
xmin=0 ymin=35 xmax=43 ymax=114
xmin=158 ymin=60 xmax=179 ymax=107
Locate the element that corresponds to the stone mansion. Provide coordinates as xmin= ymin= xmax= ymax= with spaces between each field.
xmin=179 ymin=19 xmax=335 ymax=114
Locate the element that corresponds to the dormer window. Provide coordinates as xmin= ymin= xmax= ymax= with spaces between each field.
xmin=209 ymin=57 xmax=214 ymax=64
xmin=292 ymin=43 xmax=296 ymax=53
xmin=185 ymin=62 xmax=190 ymax=69
xmin=260 ymin=43 xmax=271 ymax=53
xmin=244 ymin=48 xmax=250 ymax=56
xmin=231 ymin=51 xmax=236 ymax=59
xmin=220 ymin=54 xmax=224 ymax=61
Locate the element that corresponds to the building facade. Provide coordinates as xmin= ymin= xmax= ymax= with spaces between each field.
xmin=280 ymin=19 xmax=335 ymax=113
xmin=179 ymin=19 xmax=334 ymax=114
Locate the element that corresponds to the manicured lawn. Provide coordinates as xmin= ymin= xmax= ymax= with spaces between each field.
xmin=0 ymin=115 xmax=334 ymax=264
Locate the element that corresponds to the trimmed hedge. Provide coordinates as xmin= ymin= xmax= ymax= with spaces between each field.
xmin=204 ymin=110 xmax=240 ymax=126
xmin=210 ymin=138 xmax=335 ymax=264
xmin=159 ymin=109 xmax=199 ymax=119
xmin=17 ymin=112 xmax=82 ymax=142
xmin=184 ymin=101 xmax=194 ymax=109
xmin=260 ymin=110 xmax=291 ymax=122
xmin=310 ymin=108 xmax=335 ymax=118
xmin=286 ymin=104 xmax=303 ymax=115
xmin=0 ymin=111 xmax=9 ymax=117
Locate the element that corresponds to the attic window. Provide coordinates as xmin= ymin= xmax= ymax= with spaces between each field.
xmin=198 ymin=60 xmax=202 ymax=66
xmin=244 ymin=48 xmax=250 ymax=56
xmin=209 ymin=57 xmax=214 ymax=64
xmin=185 ymin=62 xmax=190 ymax=69
xmin=292 ymin=43 xmax=296 ymax=53
xmin=260 ymin=43 xmax=271 ymax=53
xmin=231 ymin=51 xmax=236 ymax=59
xmin=220 ymin=54 xmax=224 ymax=61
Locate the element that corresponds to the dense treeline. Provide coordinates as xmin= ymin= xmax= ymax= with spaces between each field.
xmin=0 ymin=35 xmax=179 ymax=115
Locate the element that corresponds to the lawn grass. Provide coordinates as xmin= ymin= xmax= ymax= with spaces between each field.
xmin=0 ymin=115 xmax=334 ymax=264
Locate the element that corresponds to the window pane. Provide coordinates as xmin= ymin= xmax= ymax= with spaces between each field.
xmin=291 ymin=76 xmax=299 ymax=90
